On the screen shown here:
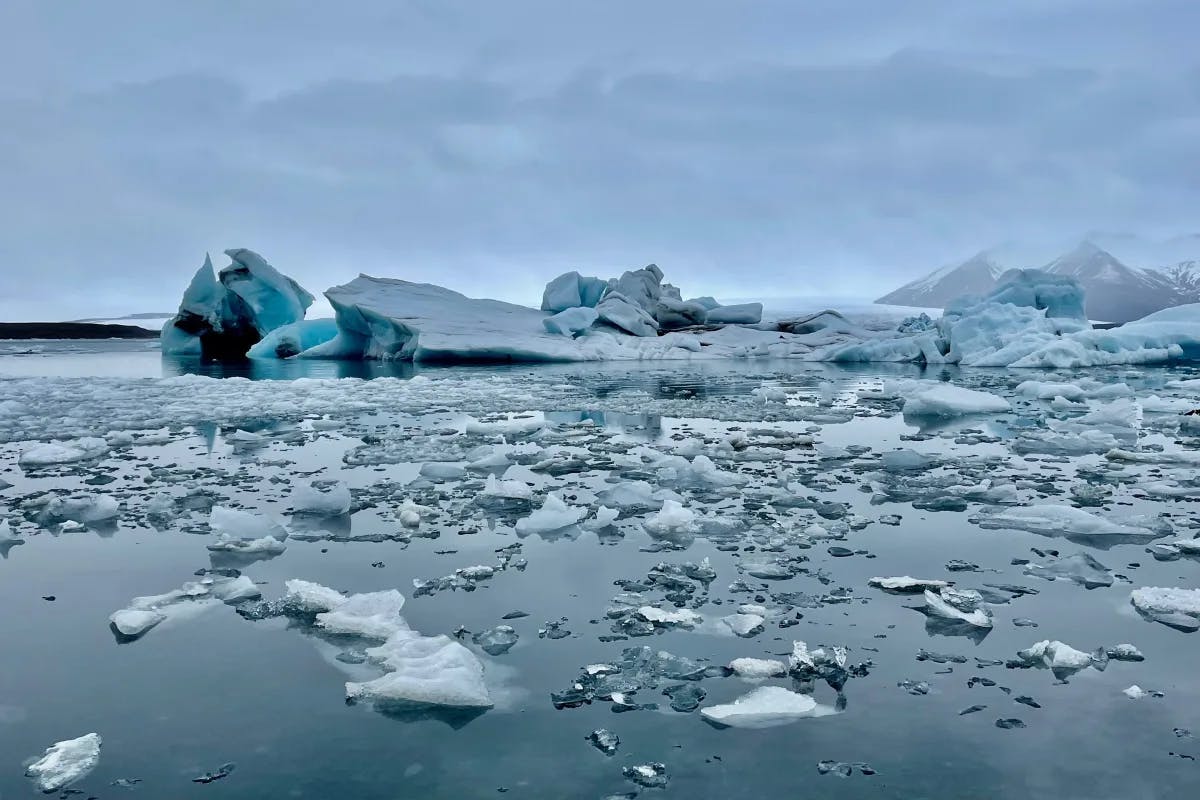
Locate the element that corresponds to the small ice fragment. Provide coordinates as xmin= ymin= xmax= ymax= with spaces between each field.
xmin=721 ymin=613 xmax=765 ymax=638
xmin=209 ymin=505 xmax=288 ymax=540
xmin=700 ymin=686 xmax=837 ymax=729
xmin=292 ymin=480 xmax=351 ymax=515
xmin=25 ymin=733 xmax=101 ymax=793
xmin=923 ymin=588 xmax=993 ymax=628
xmin=637 ymin=606 xmax=703 ymax=628
xmin=586 ymin=728 xmax=620 ymax=756
xmin=727 ymin=657 xmax=787 ymax=679
xmin=514 ymin=493 xmax=585 ymax=534
xmin=108 ymin=608 xmax=166 ymax=640
xmin=623 ymin=762 xmax=669 ymax=789
xmin=643 ymin=499 xmax=697 ymax=534
xmin=472 ymin=625 xmax=519 ymax=656
xmin=868 ymin=576 xmax=951 ymax=593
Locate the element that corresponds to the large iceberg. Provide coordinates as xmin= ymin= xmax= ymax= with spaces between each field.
xmin=825 ymin=269 xmax=1200 ymax=368
xmin=299 ymin=275 xmax=618 ymax=362
xmin=285 ymin=267 xmax=769 ymax=362
xmin=160 ymin=250 xmax=1200 ymax=367
xmin=162 ymin=249 xmax=315 ymax=358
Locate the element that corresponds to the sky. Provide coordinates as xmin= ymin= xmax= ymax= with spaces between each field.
xmin=2 ymin=1 xmax=1199 ymax=320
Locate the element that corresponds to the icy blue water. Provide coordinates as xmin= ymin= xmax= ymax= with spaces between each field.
xmin=1 ymin=341 xmax=1199 ymax=798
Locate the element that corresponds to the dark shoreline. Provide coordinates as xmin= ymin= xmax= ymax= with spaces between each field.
xmin=0 ymin=322 xmax=160 ymax=340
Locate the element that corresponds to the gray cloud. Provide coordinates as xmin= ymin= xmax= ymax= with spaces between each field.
xmin=1 ymin=1 xmax=1198 ymax=319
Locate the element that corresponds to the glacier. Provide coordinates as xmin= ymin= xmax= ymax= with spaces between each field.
xmin=160 ymin=251 xmax=1200 ymax=368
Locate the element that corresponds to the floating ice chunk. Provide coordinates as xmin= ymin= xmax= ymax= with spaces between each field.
xmin=514 ymin=493 xmax=585 ymax=534
xmin=976 ymin=505 xmax=1155 ymax=539
xmin=637 ymin=606 xmax=703 ymax=628
xmin=292 ymin=480 xmax=352 ymax=516
xmin=483 ymin=474 xmax=534 ymax=501
xmin=1015 ymin=380 xmax=1086 ymax=401
xmin=1107 ymin=643 xmax=1144 ymax=661
xmin=923 ymin=588 xmax=992 ymax=628
xmin=727 ymin=657 xmax=788 ymax=678
xmin=644 ymin=499 xmax=697 ymax=534
xmin=721 ymin=613 xmax=765 ymax=638
xmin=1023 ymin=552 xmax=1113 ymax=589
xmin=1130 ymin=587 xmax=1200 ymax=631
xmin=623 ymin=762 xmax=669 ymax=789
xmin=583 ymin=505 xmax=619 ymax=530
xmin=869 ymin=576 xmax=951 ymax=593
xmin=542 ymin=306 xmax=599 ymax=336
xmin=316 ymin=590 xmax=408 ymax=640
xmin=597 ymin=480 xmax=674 ymax=510
xmin=1014 ymin=640 xmax=1095 ymax=672
xmin=206 ymin=534 xmax=286 ymax=555
xmin=473 ymin=625 xmax=519 ymax=656
xmin=1123 ymin=685 xmax=1149 ymax=699
xmin=465 ymin=416 xmax=545 ymax=436
xmin=419 ymin=462 xmax=467 ymax=481
xmin=1078 ymin=398 xmax=1142 ymax=429
xmin=110 ymin=575 xmax=261 ymax=642
xmin=108 ymin=608 xmax=166 ymax=639
xmin=25 ymin=733 xmax=102 ymax=793
xmin=273 ymin=580 xmax=493 ymax=710
xmin=210 ymin=506 xmax=288 ymax=540
xmin=227 ymin=428 xmax=265 ymax=446
xmin=282 ymin=579 xmax=347 ymax=613
xmin=347 ymin=633 xmax=493 ymax=709
xmin=902 ymin=384 xmax=1010 ymax=418
xmin=398 ymin=499 xmax=426 ymax=528
xmin=19 ymin=437 xmax=109 ymax=467
xmin=45 ymin=493 xmax=120 ymax=523
xmin=700 ymin=686 xmax=837 ymax=729
xmin=466 ymin=449 xmax=510 ymax=470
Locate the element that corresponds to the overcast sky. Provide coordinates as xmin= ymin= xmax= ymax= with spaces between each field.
xmin=2 ymin=1 xmax=1198 ymax=320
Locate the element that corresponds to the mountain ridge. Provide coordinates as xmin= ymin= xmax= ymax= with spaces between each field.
xmin=877 ymin=239 xmax=1200 ymax=323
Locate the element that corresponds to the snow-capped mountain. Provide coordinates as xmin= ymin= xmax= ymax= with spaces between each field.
xmin=1039 ymin=241 xmax=1170 ymax=322
xmin=875 ymin=250 xmax=1004 ymax=308
xmin=877 ymin=239 xmax=1200 ymax=323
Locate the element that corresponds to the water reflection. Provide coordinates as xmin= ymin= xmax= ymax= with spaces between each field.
xmin=162 ymin=355 xmax=418 ymax=381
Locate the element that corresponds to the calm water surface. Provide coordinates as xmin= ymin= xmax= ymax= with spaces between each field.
xmin=1 ymin=340 xmax=1198 ymax=799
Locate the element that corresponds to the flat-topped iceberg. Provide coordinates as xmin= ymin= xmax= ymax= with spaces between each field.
xmin=300 ymin=275 xmax=617 ymax=362
xmin=700 ymin=686 xmax=838 ymax=728
xmin=25 ymin=733 xmax=101 ymax=793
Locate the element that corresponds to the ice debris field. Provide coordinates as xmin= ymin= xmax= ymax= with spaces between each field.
xmin=6 ymin=256 xmax=1200 ymax=797
xmin=3 ymin=345 xmax=1200 ymax=798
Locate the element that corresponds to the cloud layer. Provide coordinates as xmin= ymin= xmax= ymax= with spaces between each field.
xmin=2 ymin=1 xmax=1198 ymax=319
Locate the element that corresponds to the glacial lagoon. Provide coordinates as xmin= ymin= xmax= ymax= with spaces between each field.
xmin=2 ymin=340 xmax=1200 ymax=798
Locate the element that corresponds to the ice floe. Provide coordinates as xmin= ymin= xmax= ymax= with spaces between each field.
xmin=24 ymin=732 xmax=102 ymax=793
xmin=700 ymin=685 xmax=838 ymax=728
xmin=271 ymin=580 xmax=494 ymax=711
